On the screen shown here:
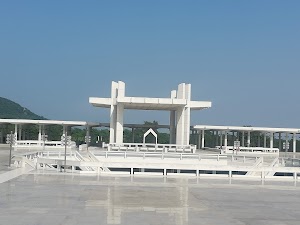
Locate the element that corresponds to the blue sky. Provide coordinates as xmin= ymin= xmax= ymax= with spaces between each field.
xmin=0 ymin=1 xmax=300 ymax=127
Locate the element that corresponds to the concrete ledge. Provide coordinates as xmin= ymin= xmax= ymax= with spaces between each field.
xmin=167 ymin=173 xmax=196 ymax=177
xmin=134 ymin=172 xmax=163 ymax=176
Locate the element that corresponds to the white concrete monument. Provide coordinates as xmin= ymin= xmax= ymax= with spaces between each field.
xmin=89 ymin=81 xmax=211 ymax=145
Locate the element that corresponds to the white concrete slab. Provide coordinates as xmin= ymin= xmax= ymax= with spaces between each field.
xmin=0 ymin=174 xmax=300 ymax=225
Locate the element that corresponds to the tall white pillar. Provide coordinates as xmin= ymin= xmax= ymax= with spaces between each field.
xmin=169 ymin=110 xmax=176 ymax=144
xmin=247 ymin=131 xmax=251 ymax=147
xmin=115 ymin=104 xmax=124 ymax=144
xmin=109 ymin=81 xmax=118 ymax=144
xmin=175 ymin=83 xmax=191 ymax=146
xmin=176 ymin=83 xmax=186 ymax=146
xmin=116 ymin=82 xmax=125 ymax=144
xmin=201 ymin=129 xmax=205 ymax=149
xmin=293 ymin=133 xmax=297 ymax=153
xmin=170 ymin=90 xmax=177 ymax=144
xmin=224 ymin=131 xmax=228 ymax=148
xmin=264 ymin=133 xmax=267 ymax=148
xmin=270 ymin=132 xmax=274 ymax=148
xmin=176 ymin=107 xmax=185 ymax=145
xmin=183 ymin=84 xmax=191 ymax=145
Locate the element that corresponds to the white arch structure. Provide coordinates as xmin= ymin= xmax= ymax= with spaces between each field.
xmin=143 ymin=128 xmax=158 ymax=145
xmin=89 ymin=81 xmax=212 ymax=146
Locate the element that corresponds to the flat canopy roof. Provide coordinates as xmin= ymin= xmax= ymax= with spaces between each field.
xmin=0 ymin=119 xmax=170 ymax=129
xmin=89 ymin=97 xmax=212 ymax=110
xmin=0 ymin=119 xmax=99 ymax=127
xmin=99 ymin=123 xmax=169 ymax=129
xmin=194 ymin=125 xmax=300 ymax=134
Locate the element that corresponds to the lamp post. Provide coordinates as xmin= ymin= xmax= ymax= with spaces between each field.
xmin=61 ymin=130 xmax=71 ymax=172
xmin=85 ymin=135 xmax=91 ymax=151
xmin=283 ymin=141 xmax=290 ymax=157
xmin=42 ymin=134 xmax=48 ymax=153
xmin=6 ymin=131 xmax=16 ymax=167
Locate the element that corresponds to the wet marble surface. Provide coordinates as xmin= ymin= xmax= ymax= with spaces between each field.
xmin=0 ymin=173 xmax=300 ymax=225
xmin=0 ymin=147 xmax=12 ymax=174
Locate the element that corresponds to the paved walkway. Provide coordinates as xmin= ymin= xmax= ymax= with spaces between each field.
xmin=0 ymin=146 xmax=33 ymax=183
xmin=0 ymin=174 xmax=300 ymax=225
xmin=0 ymin=146 xmax=12 ymax=174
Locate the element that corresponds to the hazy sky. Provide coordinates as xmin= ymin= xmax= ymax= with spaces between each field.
xmin=0 ymin=1 xmax=299 ymax=128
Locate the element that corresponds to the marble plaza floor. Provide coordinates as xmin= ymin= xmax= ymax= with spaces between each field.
xmin=0 ymin=146 xmax=300 ymax=225
xmin=0 ymin=172 xmax=300 ymax=225
xmin=0 ymin=147 xmax=13 ymax=174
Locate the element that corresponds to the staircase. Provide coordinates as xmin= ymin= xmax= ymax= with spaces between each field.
xmin=74 ymin=151 xmax=110 ymax=172
xmin=246 ymin=156 xmax=279 ymax=177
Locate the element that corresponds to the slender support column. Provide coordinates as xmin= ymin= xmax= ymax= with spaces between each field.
xmin=264 ymin=133 xmax=267 ymax=148
xmin=198 ymin=131 xmax=201 ymax=149
xmin=247 ymin=131 xmax=251 ymax=147
xmin=293 ymin=133 xmax=297 ymax=153
xmin=201 ymin=129 xmax=205 ymax=149
xmin=279 ymin=133 xmax=282 ymax=151
xmin=63 ymin=125 xmax=68 ymax=173
xmin=0 ymin=127 xmax=3 ymax=144
xmin=18 ymin=125 xmax=22 ymax=141
xmin=14 ymin=124 xmax=18 ymax=145
xmin=22 ymin=130 xmax=26 ymax=140
xmin=170 ymin=90 xmax=177 ymax=144
xmin=270 ymin=132 xmax=274 ymax=148
xmin=38 ymin=125 xmax=42 ymax=146
xmin=86 ymin=126 xmax=90 ymax=150
xmin=131 ymin=128 xmax=135 ymax=143
xmin=242 ymin=132 xmax=245 ymax=147
xmin=215 ymin=131 xmax=218 ymax=147
xmin=231 ymin=131 xmax=235 ymax=147
xmin=220 ymin=131 xmax=223 ymax=147
xmin=285 ymin=133 xmax=289 ymax=152
xmin=224 ymin=131 xmax=228 ymax=148
xmin=169 ymin=110 xmax=176 ymax=144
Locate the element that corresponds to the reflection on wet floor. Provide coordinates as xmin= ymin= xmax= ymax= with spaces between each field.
xmin=0 ymin=174 xmax=300 ymax=225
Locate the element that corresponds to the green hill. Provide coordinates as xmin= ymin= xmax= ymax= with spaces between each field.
xmin=0 ymin=97 xmax=45 ymax=120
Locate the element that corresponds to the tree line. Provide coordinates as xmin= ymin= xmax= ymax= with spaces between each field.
xmin=1 ymin=122 xmax=299 ymax=151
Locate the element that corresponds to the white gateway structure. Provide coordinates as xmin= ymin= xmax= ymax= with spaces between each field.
xmin=89 ymin=81 xmax=212 ymax=146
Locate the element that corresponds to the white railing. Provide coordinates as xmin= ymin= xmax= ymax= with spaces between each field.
xmin=219 ymin=146 xmax=279 ymax=155
xmin=107 ymin=143 xmax=197 ymax=153
xmin=15 ymin=140 xmax=76 ymax=149
xmin=12 ymin=151 xmax=300 ymax=180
